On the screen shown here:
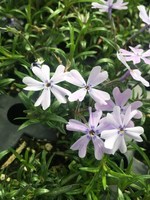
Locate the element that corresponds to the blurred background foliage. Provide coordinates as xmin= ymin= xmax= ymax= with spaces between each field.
xmin=0 ymin=0 xmax=150 ymax=199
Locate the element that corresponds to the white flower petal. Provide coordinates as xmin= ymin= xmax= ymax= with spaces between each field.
xmin=130 ymin=69 xmax=150 ymax=87
xmin=112 ymin=106 xmax=123 ymax=127
xmin=23 ymin=77 xmax=44 ymax=91
xmin=66 ymin=119 xmax=88 ymax=133
xmin=125 ymin=127 xmax=144 ymax=142
xmin=103 ymin=133 xmax=119 ymax=151
xmin=41 ymin=64 xmax=50 ymax=82
xmin=65 ymin=70 xmax=86 ymax=87
xmin=117 ymin=52 xmax=131 ymax=70
xmin=101 ymin=129 xmax=119 ymax=140
xmin=68 ymin=88 xmax=87 ymax=102
xmin=88 ymin=88 xmax=110 ymax=105
xmin=138 ymin=5 xmax=150 ymax=25
xmin=34 ymin=89 xmax=51 ymax=110
xmin=119 ymin=137 xmax=127 ymax=154
xmin=51 ymin=65 xmax=66 ymax=83
xmin=32 ymin=66 xmax=46 ymax=82
xmin=87 ymin=66 xmax=108 ymax=87
xmin=123 ymin=106 xmax=137 ymax=127
xmin=51 ymin=85 xmax=71 ymax=103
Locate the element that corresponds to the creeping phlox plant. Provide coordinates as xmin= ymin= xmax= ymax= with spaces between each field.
xmin=22 ymin=1 xmax=150 ymax=161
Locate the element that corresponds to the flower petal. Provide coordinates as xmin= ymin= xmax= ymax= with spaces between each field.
xmin=65 ymin=70 xmax=86 ymax=87
xmin=91 ymin=2 xmax=108 ymax=12
xmin=103 ymin=132 xmax=119 ymax=151
xmin=34 ymin=89 xmax=51 ymax=110
xmin=130 ymin=69 xmax=150 ymax=87
xmin=66 ymin=119 xmax=89 ymax=133
xmin=51 ymin=65 xmax=66 ymax=83
xmin=51 ymin=85 xmax=71 ymax=103
xmin=125 ymin=127 xmax=144 ymax=142
xmin=112 ymin=106 xmax=123 ymax=127
xmin=138 ymin=5 xmax=150 ymax=25
xmin=113 ymin=87 xmax=132 ymax=107
xmin=92 ymin=136 xmax=104 ymax=160
xmin=32 ymin=66 xmax=49 ymax=82
xmin=101 ymin=129 xmax=119 ymax=140
xmin=70 ymin=135 xmax=90 ymax=158
xmin=23 ymin=77 xmax=44 ymax=91
xmin=68 ymin=88 xmax=87 ymax=102
xmin=142 ymin=57 xmax=150 ymax=64
xmin=123 ymin=106 xmax=137 ymax=127
xmin=119 ymin=137 xmax=127 ymax=154
xmin=88 ymin=107 xmax=102 ymax=129
xmin=88 ymin=88 xmax=110 ymax=105
xmin=95 ymin=99 xmax=115 ymax=111
xmin=87 ymin=66 xmax=108 ymax=87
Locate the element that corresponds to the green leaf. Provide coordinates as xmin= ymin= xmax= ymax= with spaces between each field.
xmin=118 ymin=188 xmax=125 ymax=200
xmin=48 ymin=114 xmax=67 ymax=124
xmin=79 ymin=167 xmax=99 ymax=173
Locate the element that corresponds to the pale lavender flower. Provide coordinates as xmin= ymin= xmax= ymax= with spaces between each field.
xmin=119 ymin=46 xmax=150 ymax=65
xmin=65 ymin=66 xmax=110 ymax=104
xmin=92 ymin=0 xmax=128 ymax=13
xmin=23 ymin=64 xmax=71 ymax=110
xmin=66 ymin=108 xmax=105 ymax=160
xmin=95 ymin=87 xmax=142 ymax=119
xmin=101 ymin=106 xmax=144 ymax=154
xmin=138 ymin=5 xmax=150 ymax=26
xmin=117 ymin=52 xmax=150 ymax=87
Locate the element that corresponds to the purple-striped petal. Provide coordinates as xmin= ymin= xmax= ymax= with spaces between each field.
xmin=113 ymin=87 xmax=132 ymax=107
xmin=88 ymin=107 xmax=102 ymax=129
xmin=70 ymin=135 xmax=90 ymax=158
xmin=66 ymin=119 xmax=88 ymax=133
xmin=92 ymin=136 xmax=104 ymax=160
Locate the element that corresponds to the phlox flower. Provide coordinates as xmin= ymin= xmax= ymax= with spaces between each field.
xmin=101 ymin=106 xmax=144 ymax=154
xmin=23 ymin=64 xmax=71 ymax=110
xmin=95 ymin=87 xmax=142 ymax=119
xmin=119 ymin=46 xmax=150 ymax=65
xmin=117 ymin=51 xmax=150 ymax=87
xmin=138 ymin=5 xmax=150 ymax=26
xmin=65 ymin=66 xmax=110 ymax=104
xmin=66 ymin=108 xmax=105 ymax=160
xmin=92 ymin=0 xmax=128 ymax=13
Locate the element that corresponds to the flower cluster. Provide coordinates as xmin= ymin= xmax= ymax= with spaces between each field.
xmin=66 ymin=87 xmax=144 ymax=159
xmin=22 ymin=2 xmax=148 ymax=161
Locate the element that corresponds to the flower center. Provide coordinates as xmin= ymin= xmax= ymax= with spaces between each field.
xmin=85 ymin=84 xmax=91 ymax=90
xmin=89 ymin=130 xmax=95 ymax=136
xmin=119 ymin=128 xmax=125 ymax=135
xmin=45 ymin=81 xmax=51 ymax=88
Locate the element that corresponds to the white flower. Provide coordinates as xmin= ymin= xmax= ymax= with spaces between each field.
xmin=138 ymin=5 xmax=150 ymax=25
xmin=92 ymin=0 xmax=128 ymax=13
xmin=119 ymin=46 xmax=150 ymax=65
xmin=117 ymin=51 xmax=150 ymax=87
xmin=65 ymin=66 xmax=110 ymax=104
xmin=23 ymin=64 xmax=71 ymax=110
xmin=101 ymin=106 xmax=144 ymax=154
